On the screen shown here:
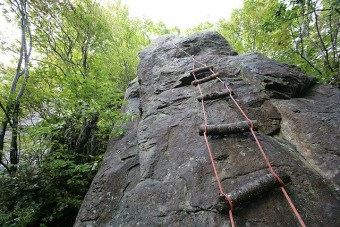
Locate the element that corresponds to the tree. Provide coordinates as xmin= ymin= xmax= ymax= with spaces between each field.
xmin=217 ymin=0 xmax=293 ymax=59
xmin=0 ymin=0 xmax=32 ymax=172
xmin=216 ymin=0 xmax=339 ymax=86
xmin=23 ymin=0 xmax=149 ymax=159
xmin=279 ymin=0 xmax=339 ymax=85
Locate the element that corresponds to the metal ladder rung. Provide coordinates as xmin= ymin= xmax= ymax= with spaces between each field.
xmin=190 ymin=65 xmax=213 ymax=75
xmin=192 ymin=73 xmax=220 ymax=87
xmin=199 ymin=120 xmax=257 ymax=136
xmin=215 ymin=172 xmax=291 ymax=214
xmin=197 ymin=90 xmax=233 ymax=102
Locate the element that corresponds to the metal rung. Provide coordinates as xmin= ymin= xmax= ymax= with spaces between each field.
xmin=197 ymin=90 xmax=233 ymax=102
xmin=192 ymin=73 xmax=219 ymax=87
xmin=190 ymin=65 xmax=213 ymax=75
xmin=199 ymin=120 xmax=257 ymax=136
xmin=215 ymin=172 xmax=291 ymax=214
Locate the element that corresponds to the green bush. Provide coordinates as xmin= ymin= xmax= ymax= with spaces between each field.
xmin=0 ymin=153 xmax=102 ymax=227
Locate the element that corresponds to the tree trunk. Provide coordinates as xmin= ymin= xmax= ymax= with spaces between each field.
xmin=10 ymin=102 xmax=19 ymax=165
xmin=0 ymin=120 xmax=9 ymax=166
xmin=0 ymin=0 xmax=32 ymax=172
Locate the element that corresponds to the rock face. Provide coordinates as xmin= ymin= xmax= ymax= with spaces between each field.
xmin=75 ymin=31 xmax=340 ymax=227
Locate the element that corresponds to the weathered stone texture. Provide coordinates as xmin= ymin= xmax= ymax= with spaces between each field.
xmin=75 ymin=31 xmax=340 ymax=227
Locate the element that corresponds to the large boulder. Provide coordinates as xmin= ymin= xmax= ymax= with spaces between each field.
xmin=75 ymin=31 xmax=340 ymax=227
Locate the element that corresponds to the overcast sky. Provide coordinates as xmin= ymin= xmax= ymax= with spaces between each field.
xmin=0 ymin=0 xmax=244 ymax=42
xmin=0 ymin=0 xmax=244 ymax=66
xmin=120 ymin=0 xmax=244 ymax=29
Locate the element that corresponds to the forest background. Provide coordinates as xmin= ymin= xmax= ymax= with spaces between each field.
xmin=0 ymin=0 xmax=338 ymax=226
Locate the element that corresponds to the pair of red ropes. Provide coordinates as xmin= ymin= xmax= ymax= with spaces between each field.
xmin=176 ymin=45 xmax=306 ymax=226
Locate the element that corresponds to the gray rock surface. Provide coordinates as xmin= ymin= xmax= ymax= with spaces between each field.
xmin=75 ymin=31 xmax=340 ymax=227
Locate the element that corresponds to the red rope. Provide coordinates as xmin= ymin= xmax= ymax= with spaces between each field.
xmin=281 ymin=187 xmax=307 ymax=227
xmin=175 ymin=45 xmax=306 ymax=226
xmin=212 ymin=69 xmax=306 ymax=227
xmin=192 ymin=64 xmax=235 ymax=227
xmin=215 ymin=76 xmax=286 ymax=186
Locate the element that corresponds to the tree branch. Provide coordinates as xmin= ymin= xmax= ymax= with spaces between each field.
xmin=0 ymin=159 xmax=11 ymax=174
xmin=313 ymin=10 xmax=333 ymax=72
xmin=0 ymin=101 xmax=13 ymax=128
xmin=31 ymin=59 xmax=68 ymax=77
xmin=298 ymin=51 xmax=323 ymax=75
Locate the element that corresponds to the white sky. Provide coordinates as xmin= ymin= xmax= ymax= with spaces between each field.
xmin=120 ymin=0 xmax=244 ymax=29
xmin=0 ymin=0 xmax=244 ymax=66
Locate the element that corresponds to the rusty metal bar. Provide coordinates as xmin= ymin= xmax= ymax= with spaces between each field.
xmin=190 ymin=65 xmax=213 ymax=75
xmin=199 ymin=120 xmax=257 ymax=136
xmin=192 ymin=73 xmax=219 ymax=87
xmin=215 ymin=172 xmax=291 ymax=214
xmin=197 ymin=90 xmax=233 ymax=102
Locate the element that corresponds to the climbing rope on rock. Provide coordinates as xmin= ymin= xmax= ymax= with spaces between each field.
xmin=174 ymin=43 xmax=306 ymax=227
